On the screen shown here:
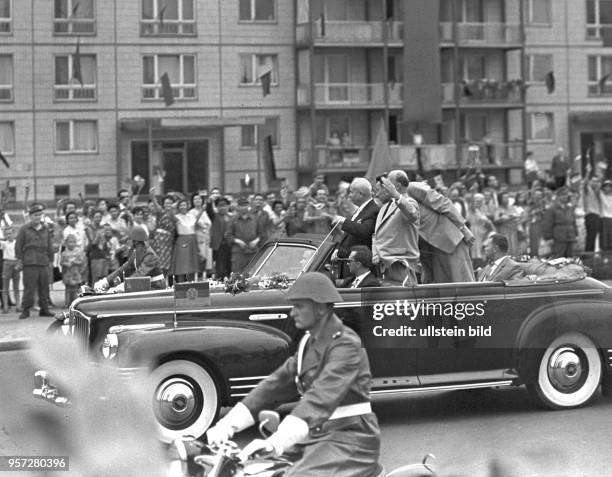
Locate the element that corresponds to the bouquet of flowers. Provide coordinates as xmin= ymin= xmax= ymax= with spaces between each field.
xmin=259 ymin=272 xmax=291 ymax=290
xmin=223 ymin=272 xmax=250 ymax=295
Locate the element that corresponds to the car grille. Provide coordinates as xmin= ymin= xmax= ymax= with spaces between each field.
xmin=72 ymin=310 xmax=90 ymax=350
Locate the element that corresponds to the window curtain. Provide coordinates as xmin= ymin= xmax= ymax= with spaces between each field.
xmin=0 ymin=122 xmax=14 ymax=153
xmin=0 ymin=56 xmax=12 ymax=85
xmin=73 ymin=121 xmax=97 ymax=151
xmin=240 ymin=55 xmax=253 ymax=83
xmin=158 ymin=55 xmax=180 ymax=83
xmin=55 ymin=57 xmax=69 ymax=85
xmin=0 ymin=0 xmax=10 ymax=18
xmin=56 ymin=122 xmax=71 ymax=151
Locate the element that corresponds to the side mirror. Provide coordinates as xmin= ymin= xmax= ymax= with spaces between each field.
xmin=257 ymin=410 xmax=280 ymax=437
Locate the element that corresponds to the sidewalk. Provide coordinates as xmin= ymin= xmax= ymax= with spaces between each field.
xmin=0 ymin=284 xmax=67 ymax=352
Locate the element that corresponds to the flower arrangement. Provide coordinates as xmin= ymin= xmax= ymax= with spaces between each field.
xmin=223 ymin=273 xmax=251 ymax=295
xmin=258 ymin=272 xmax=292 ymax=290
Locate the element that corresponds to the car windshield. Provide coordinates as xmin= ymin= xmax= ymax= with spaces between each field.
xmin=245 ymin=244 xmax=317 ymax=279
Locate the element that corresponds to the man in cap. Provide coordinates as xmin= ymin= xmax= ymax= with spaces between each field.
xmin=94 ymin=225 xmax=165 ymax=292
xmin=227 ymin=197 xmax=265 ymax=273
xmin=15 ymin=203 xmax=55 ymax=319
xmin=542 ymin=186 xmax=577 ymax=258
xmin=206 ymin=272 xmax=381 ymax=476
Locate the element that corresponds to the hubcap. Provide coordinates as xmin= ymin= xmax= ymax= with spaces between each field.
xmin=153 ymin=377 xmax=201 ymax=429
xmin=547 ymin=346 xmax=587 ymax=393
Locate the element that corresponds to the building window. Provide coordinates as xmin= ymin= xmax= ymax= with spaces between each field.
xmin=0 ymin=121 xmax=14 ymax=155
xmin=142 ymin=54 xmax=196 ymax=100
xmin=241 ymin=117 xmax=279 ymax=148
xmin=54 ymin=185 xmax=70 ymax=200
xmin=239 ymin=0 xmax=275 ymax=22
xmin=55 ymin=120 xmax=98 ymax=152
xmin=587 ymin=55 xmax=612 ymax=94
xmin=54 ymin=54 xmax=96 ymax=100
xmin=54 ymin=0 xmax=95 ymax=35
xmin=314 ymin=116 xmax=350 ymax=145
xmin=526 ymin=0 xmax=551 ymax=24
xmin=527 ymin=112 xmax=554 ymax=142
xmin=141 ymin=0 xmax=195 ymax=36
xmin=0 ymin=55 xmax=13 ymax=101
xmin=587 ymin=0 xmax=612 ymax=39
xmin=84 ymin=183 xmax=99 ymax=197
xmin=526 ymin=54 xmax=553 ymax=82
xmin=0 ymin=0 xmax=11 ymax=34
xmin=240 ymin=54 xmax=278 ymax=85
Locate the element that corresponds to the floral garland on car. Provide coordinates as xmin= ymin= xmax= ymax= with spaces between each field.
xmin=258 ymin=272 xmax=292 ymax=290
xmin=220 ymin=272 xmax=292 ymax=295
xmin=514 ymin=255 xmax=590 ymax=280
xmin=223 ymin=273 xmax=251 ymax=295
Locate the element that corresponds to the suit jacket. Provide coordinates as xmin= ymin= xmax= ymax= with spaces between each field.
xmin=478 ymin=256 xmax=524 ymax=281
xmin=341 ymin=271 xmax=381 ymax=288
xmin=372 ymin=195 xmax=419 ymax=269
xmin=337 ymin=199 xmax=380 ymax=258
xmin=407 ymin=182 xmax=466 ymax=254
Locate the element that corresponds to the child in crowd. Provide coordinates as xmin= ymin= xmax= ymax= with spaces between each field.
xmin=60 ymin=234 xmax=85 ymax=307
xmin=1 ymin=226 xmax=20 ymax=313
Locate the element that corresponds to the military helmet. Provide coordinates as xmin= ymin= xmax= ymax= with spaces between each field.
xmin=130 ymin=226 xmax=148 ymax=242
xmin=287 ymin=272 xmax=342 ymax=304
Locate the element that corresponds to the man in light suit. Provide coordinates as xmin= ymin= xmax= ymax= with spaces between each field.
xmin=478 ymin=233 xmax=525 ymax=282
xmin=372 ymin=172 xmax=420 ymax=285
xmin=331 ymin=177 xmax=380 ymax=279
xmin=338 ymin=246 xmax=381 ymax=288
xmin=404 ymin=175 xmax=476 ymax=283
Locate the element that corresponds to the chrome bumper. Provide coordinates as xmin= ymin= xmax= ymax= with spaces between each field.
xmin=32 ymin=370 xmax=71 ymax=407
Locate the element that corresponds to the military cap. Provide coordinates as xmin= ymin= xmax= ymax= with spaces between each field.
xmin=236 ymin=197 xmax=249 ymax=206
xmin=287 ymin=272 xmax=343 ymax=304
xmin=28 ymin=203 xmax=45 ymax=215
xmin=130 ymin=226 xmax=148 ymax=242
xmin=216 ymin=196 xmax=230 ymax=206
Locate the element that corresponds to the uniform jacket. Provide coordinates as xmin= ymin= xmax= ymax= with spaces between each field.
xmin=210 ymin=213 xmax=231 ymax=251
xmin=478 ymin=256 xmax=525 ymax=281
xmin=372 ymin=195 xmax=419 ymax=269
xmin=341 ymin=272 xmax=381 ymax=288
xmin=407 ymin=182 xmax=466 ymax=254
xmin=227 ymin=214 xmax=265 ymax=253
xmin=337 ymin=199 xmax=380 ymax=259
xmin=15 ymin=222 xmax=54 ymax=266
xmin=542 ymin=202 xmax=576 ymax=243
xmin=106 ymin=245 xmax=164 ymax=289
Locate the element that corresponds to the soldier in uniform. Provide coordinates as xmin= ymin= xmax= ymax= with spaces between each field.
xmin=206 ymin=272 xmax=381 ymax=477
xmin=94 ymin=226 xmax=166 ymax=291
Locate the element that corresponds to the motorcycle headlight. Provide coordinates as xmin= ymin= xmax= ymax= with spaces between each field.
xmin=101 ymin=333 xmax=119 ymax=360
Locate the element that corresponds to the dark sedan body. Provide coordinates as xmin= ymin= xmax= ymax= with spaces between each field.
xmin=36 ymin=237 xmax=612 ymax=442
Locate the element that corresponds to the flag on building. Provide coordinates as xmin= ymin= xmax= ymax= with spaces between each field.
xmin=73 ymin=37 xmax=83 ymax=86
xmin=365 ymin=119 xmax=393 ymax=183
xmin=160 ymin=72 xmax=174 ymax=106
xmin=261 ymin=135 xmax=277 ymax=185
xmin=319 ymin=13 xmax=325 ymax=37
xmin=257 ymin=57 xmax=274 ymax=97
xmin=71 ymin=1 xmax=80 ymax=17
xmin=599 ymin=74 xmax=610 ymax=94
xmin=0 ymin=151 xmax=8 ymax=168
xmin=545 ymin=71 xmax=555 ymax=94
xmin=158 ymin=5 xmax=167 ymax=28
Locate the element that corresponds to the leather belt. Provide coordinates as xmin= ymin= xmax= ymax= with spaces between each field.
xmin=329 ymin=402 xmax=371 ymax=420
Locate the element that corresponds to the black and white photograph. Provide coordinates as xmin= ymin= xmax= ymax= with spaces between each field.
xmin=1 ymin=0 xmax=612 ymax=475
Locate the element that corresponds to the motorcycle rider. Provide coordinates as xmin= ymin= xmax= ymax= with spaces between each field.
xmin=94 ymin=226 xmax=166 ymax=291
xmin=206 ymin=271 xmax=382 ymax=476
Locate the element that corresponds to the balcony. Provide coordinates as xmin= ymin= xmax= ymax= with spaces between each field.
xmin=140 ymin=19 xmax=196 ymax=36
xmin=54 ymin=18 xmax=95 ymax=35
xmin=298 ymin=142 xmax=523 ymax=173
xmin=54 ymin=85 xmax=96 ymax=101
xmin=296 ymin=20 xmax=386 ymax=45
xmin=441 ymin=80 xmax=525 ymax=107
xmin=297 ymin=83 xmax=403 ymax=108
xmin=439 ymin=22 xmax=522 ymax=47
xmin=142 ymin=85 xmax=197 ymax=101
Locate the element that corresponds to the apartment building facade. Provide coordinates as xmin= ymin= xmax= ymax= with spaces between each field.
xmin=0 ymin=0 xmax=612 ymax=202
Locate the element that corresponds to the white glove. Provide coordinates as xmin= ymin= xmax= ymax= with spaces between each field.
xmin=206 ymin=402 xmax=254 ymax=447
xmin=94 ymin=278 xmax=109 ymax=293
xmin=239 ymin=414 xmax=308 ymax=461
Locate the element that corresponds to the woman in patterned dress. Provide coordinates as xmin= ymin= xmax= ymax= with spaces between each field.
xmin=149 ymin=191 xmax=176 ymax=280
xmin=171 ymin=198 xmax=205 ymax=283
xmin=189 ymin=192 xmax=212 ymax=280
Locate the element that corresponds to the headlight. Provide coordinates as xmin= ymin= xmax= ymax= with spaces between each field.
xmin=101 ymin=333 xmax=119 ymax=360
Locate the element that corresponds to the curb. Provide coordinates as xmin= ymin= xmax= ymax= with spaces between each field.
xmin=0 ymin=337 xmax=31 ymax=352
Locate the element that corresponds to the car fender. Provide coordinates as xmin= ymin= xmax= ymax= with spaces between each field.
xmin=516 ymin=299 xmax=612 ymax=383
xmin=112 ymin=322 xmax=293 ymax=404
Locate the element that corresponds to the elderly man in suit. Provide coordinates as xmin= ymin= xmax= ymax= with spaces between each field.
xmin=478 ymin=233 xmax=525 ymax=281
xmin=331 ymin=177 xmax=380 ymax=278
xmin=403 ymin=173 xmax=476 ymax=284
xmin=372 ymin=172 xmax=420 ymax=285
xmin=338 ymin=245 xmax=381 ymax=288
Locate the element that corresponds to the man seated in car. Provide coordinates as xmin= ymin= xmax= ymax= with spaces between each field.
xmin=336 ymin=246 xmax=381 ymax=289
xmin=477 ymin=233 xmax=524 ymax=282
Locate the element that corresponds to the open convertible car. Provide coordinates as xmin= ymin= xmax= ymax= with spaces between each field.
xmin=34 ymin=236 xmax=612 ymax=442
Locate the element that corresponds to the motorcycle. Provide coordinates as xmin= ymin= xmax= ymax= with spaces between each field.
xmin=167 ymin=410 xmax=436 ymax=477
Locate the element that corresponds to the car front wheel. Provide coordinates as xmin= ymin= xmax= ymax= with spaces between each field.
xmin=149 ymin=359 xmax=219 ymax=443
xmin=529 ymin=332 xmax=602 ymax=409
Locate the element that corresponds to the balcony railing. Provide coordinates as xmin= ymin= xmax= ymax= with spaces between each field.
xmin=142 ymin=85 xmax=197 ymax=101
xmin=297 ymin=20 xmax=385 ymax=44
xmin=298 ymin=142 xmax=523 ymax=172
xmin=439 ymin=22 xmax=522 ymax=45
xmin=54 ymin=18 xmax=95 ymax=34
xmin=298 ymin=83 xmax=404 ymax=107
xmin=140 ymin=19 xmax=196 ymax=36
xmin=54 ymin=85 xmax=96 ymax=101
xmin=441 ymin=80 xmax=525 ymax=104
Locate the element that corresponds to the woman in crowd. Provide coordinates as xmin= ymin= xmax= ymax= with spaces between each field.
xmin=466 ymin=193 xmax=495 ymax=269
xmin=171 ymin=198 xmax=205 ymax=283
xmin=303 ymin=187 xmax=333 ymax=235
xmin=268 ymin=200 xmax=287 ymax=239
xmin=493 ymin=191 xmax=521 ymax=256
xmin=285 ymin=201 xmax=306 ymax=237
xmin=526 ymin=188 xmax=547 ymax=257
xmin=86 ymin=208 xmax=110 ymax=284
xmin=189 ymin=192 xmax=212 ymax=279
xmin=149 ymin=190 xmax=177 ymax=281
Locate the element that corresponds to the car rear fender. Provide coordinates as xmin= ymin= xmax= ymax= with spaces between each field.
xmin=516 ymin=300 xmax=612 ymax=383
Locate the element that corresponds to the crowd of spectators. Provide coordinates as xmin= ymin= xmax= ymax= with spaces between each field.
xmin=0 ymin=150 xmax=609 ymax=311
